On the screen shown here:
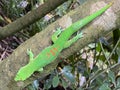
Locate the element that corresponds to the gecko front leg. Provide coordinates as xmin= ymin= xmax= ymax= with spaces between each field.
xmin=27 ymin=49 xmax=34 ymax=61
xmin=64 ymin=32 xmax=83 ymax=48
xmin=27 ymin=49 xmax=43 ymax=71
xmin=52 ymin=28 xmax=62 ymax=43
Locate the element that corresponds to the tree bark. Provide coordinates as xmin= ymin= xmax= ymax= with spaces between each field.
xmin=0 ymin=0 xmax=68 ymax=39
xmin=0 ymin=0 xmax=120 ymax=90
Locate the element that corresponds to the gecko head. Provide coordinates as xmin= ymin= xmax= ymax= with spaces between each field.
xmin=14 ymin=72 xmax=25 ymax=81
xmin=14 ymin=74 xmax=22 ymax=81
xmin=14 ymin=66 xmax=33 ymax=81
xmin=14 ymin=69 xmax=27 ymax=81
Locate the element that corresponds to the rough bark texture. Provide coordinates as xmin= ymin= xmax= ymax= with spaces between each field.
xmin=0 ymin=0 xmax=68 ymax=39
xmin=0 ymin=0 xmax=120 ymax=90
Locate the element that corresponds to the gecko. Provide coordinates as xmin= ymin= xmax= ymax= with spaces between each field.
xmin=14 ymin=2 xmax=113 ymax=81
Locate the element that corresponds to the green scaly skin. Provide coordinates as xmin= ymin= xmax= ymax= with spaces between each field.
xmin=14 ymin=3 xmax=112 ymax=81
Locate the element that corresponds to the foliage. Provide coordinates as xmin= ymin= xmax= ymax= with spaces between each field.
xmin=43 ymin=66 xmax=76 ymax=89
xmin=3 ymin=0 xmax=26 ymax=18
xmin=29 ymin=28 xmax=120 ymax=89
xmin=99 ymin=70 xmax=120 ymax=90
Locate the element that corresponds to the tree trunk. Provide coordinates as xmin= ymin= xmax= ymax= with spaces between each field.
xmin=0 ymin=0 xmax=68 ymax=39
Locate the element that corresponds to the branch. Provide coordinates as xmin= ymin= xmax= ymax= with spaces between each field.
xmin=0 ymin=0 xmax=119 ymax=90
xmin=0 ymin=0 xmax=68 ymax=39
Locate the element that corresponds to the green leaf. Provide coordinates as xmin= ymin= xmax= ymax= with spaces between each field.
xmin=99 ymin=83 xmax=111 ymax=90
xmin=96 ymin=77 xmax=103 ymax=86
xmin=88 ymin=43 xmax=95 ymax=49
xmin=61 ymin=79 xmax=68 ymax=89
xmin=62 ymin=66 xmax=75 ymax=83
xmin=27 ymin=85 xmax=36 ymax=90
xmin=116 ymin=77 xmax=120 ymax=89
xmin=43 ymin=79 xmax=52 ymax=89
xmin=0 ymin=16 xmax=4 ymax=21
xmin=116 ymin=47 xmax=120 ymax=62
xmin=62 ymin=66 xmax=72 ymax=72
xmin=77 ymin=87 xmax=84 ymax=90
xmin=96 ymin=42 xmax=101 ymax=52
xmin=108 ymin=70 xmax=116 ymax=86
xmin=32 ymin=80 xmax=39 ymax=90
xmin=52 ymin=75 xmax=60 ymax=88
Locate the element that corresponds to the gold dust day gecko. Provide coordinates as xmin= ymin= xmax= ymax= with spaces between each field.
xmin=14 ymin=2 xmax=113 ymax=81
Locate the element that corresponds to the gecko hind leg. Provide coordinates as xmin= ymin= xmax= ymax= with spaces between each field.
xmin=64 ymin=32 xmax=83 ymax=48
xmin=37 ymin=68 xmax=43 ymax=72
xmin=27 ymin=49 xmax=43 ymax=71
xmin=27 ymin=49 xmax=34 ymax=61
xmin=52 ymin=28 xmax=62 ymax=43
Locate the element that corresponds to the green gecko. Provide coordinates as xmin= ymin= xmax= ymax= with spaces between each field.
xmin=14 ymin=2 xmax=112 ymax=81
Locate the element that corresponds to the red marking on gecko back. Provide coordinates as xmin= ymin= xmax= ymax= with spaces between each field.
xmin=46 ymin=47 xmax=59 ymax=58
xmin=53 ymin=47 xmax=58 ymax=52
xmin=46 ymin=52 xmax=50 ymax=58
xmin=48 ymin=47 xmax=58 ymax=56
xmin=50 ymin=49 xmax=55 ymax=56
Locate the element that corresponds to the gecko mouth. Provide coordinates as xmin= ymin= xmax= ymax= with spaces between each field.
xmin=14 ymin=74 xmax=21 ymax=81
